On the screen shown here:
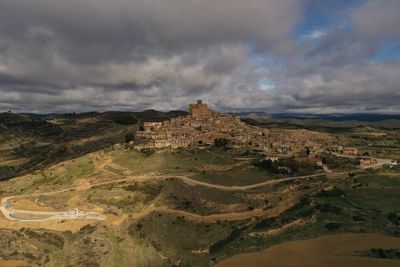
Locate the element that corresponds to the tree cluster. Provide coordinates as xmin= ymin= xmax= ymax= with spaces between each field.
xmin=252 ymin=157 xmax=320 ymax=175
xmin=214 ymin=138 xmax=229 ymax=148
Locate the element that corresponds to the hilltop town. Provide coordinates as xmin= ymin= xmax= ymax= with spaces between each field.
xmin=1 ymin=102 xmax=400 ymax=267
xmin=137 ymin=100 xmax=269 ymax=150
xmin=136 ymin=100 xmax=367 ymax=164
xmin=2 ymin=1 xmax=400 ymax=266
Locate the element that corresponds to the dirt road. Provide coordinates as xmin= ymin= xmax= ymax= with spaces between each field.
xmin=0 ymin=171 xmax=323 ymax=223
xmin=1 ymin=196 xmax=105 ymax=222
xmin=1 ymin=153 xmax=391 ymax=223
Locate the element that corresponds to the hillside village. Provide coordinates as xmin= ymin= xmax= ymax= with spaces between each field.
xmin=135 ymin=100 xmax=363 ymax=162
xmin=1 ymin=105 xmax=399 ymax=267
xmin=136 ymin=100 xmax=268 ymax=150
xmin=132 ymin=100 xmax=400 ymax=170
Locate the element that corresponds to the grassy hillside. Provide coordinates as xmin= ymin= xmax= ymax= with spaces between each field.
xmin=1 ymin=112 xmax=400 ymax=266
xmin=0 ymin=143 xmax=399 ymax=266
xmin=0 ymin=110 xmax=187 ymax=181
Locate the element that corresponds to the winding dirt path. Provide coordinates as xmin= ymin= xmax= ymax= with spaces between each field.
xmin=0 ymin=171 xmax=322 ymax=223
xmin=176 ymin=172 xmax=327 ymax=191
xmin=1 ymin=153 xmax=391 ymax=223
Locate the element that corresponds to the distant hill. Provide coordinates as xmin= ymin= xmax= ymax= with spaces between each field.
xmin=238 ymin=112 xmax=400 ymax=131
xmin=165 ymin=110 xmax=189 ymax=117
xmin=2 ymin=108 xmax=399 ymax=181
xmin=0 ymin=112 xmax=62 ymax=137
xmin=271 ymin=113 xmax=400 ymax=122
xmin=0 ymin=109 xmax=186 ymax=181
xmin=238 ymin=112 xmax=400 ymax=122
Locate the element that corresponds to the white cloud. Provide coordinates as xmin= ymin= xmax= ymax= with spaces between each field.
xmin=302 ymin=29 xmax=327 ymax=39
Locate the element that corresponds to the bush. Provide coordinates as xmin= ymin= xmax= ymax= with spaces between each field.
xmin=316 ymin=187 xmax=346 ymax=197
xmin=124 ymin=132 xmax=135 ymax=143
xmin=214 ymin=138 xmax=229 ymax=148
xmin=252 ymin=158 xmax=319 ymax=175
xmin=387 ymin=212 xmax=400 ymax=226
xmin=209 ymin=225 xmax=249 ymax=254
xmin=254 ymin=217 xmax=276 ymax=229
xmin=364 ymin=248 xmax=400 ymax=259
xmin=325 ymin=222 xmax=342 ymax=231
xmin=315 ymin=203 xmax=342 ymax=215
xmin=112 ymin=113 xmax=138 ymax=125
xmin=320 ymin=153 xmax=360 ymax=170
xmin=140 ymin=148 xmax=155 ymax=157
xmin=23 ymin=229 xmax=65 ymax=249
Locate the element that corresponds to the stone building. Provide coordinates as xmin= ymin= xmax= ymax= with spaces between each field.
xmin=135 ymin=100 xmax=342 ymax=159
xmin=137 ymin=100 xmax=270 ymax=151
xmin=343 ymin=147 xmax=358 ymax=156
xmin=189 ymin=100 xmax=214 ymax=119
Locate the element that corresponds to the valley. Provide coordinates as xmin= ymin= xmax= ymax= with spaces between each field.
xmin=1 ymin=143 xmax=399 ymax=266
xmin=1 ymin=107 xmax=400 ymax=266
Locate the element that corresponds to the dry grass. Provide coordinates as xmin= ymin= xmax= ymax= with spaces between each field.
xmin=0 ymin=157 xmax=30 ymax=167
xmin=0 ymin=259 xmax=33 ymax=267
xmin=0 ymin=214 xmax=97 ymax=233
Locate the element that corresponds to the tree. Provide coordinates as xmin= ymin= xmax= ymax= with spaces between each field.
xmin=214 ymin=138 xmax=229 ymax=148
xmin=305 ymin=147 xmax=311 ymax=156
xmin=112 ymin=113 xmax=138 ymax=125
xmin=124 ymin=132 xmax=135 ymax=143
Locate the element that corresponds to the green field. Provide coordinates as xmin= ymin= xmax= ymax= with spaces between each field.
xmin=192 ymin=165 xmax=273 ymax=186
xmin=113 ymin=148 xmax=237 ymax=175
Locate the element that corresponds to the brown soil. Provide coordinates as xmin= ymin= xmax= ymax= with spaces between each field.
xmin=249 ymin=216 xmax=316 ymax=238
xmin=11 ymin=199 xmax=56 ymax=212
xmin=0 ymin=157 xmax=30 ymax=167
xmin=0 ymin=259 xmax=33 ymax=267
xmin=0 ymin=215 xmax=96 ymax=233
xmin=215 ymin=233 xmax=400 ymax=267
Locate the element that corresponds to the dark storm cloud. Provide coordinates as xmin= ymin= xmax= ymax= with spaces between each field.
xmin=0 ymin=0 xmax=303 ymax=64
xmin=0 ymin=0 xmax=399 ymax=113
xmin=0 ymin=0 xmax=306 ymax=112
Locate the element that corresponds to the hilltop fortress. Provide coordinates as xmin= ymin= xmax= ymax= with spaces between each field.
xmin=135 ymin=100 xmax=357 ymax=159
xmin=136 ymin=100 xmax=270 ymax=150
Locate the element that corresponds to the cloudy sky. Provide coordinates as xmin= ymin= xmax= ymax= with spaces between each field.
xmin=0 ymin=0 xmax=400 ymax=113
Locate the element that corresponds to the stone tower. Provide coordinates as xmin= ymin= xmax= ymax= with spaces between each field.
xmin=189 ymin=100 xmax=213 ymax=119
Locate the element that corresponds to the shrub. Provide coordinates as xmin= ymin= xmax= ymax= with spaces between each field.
xmin=316 ymin=187 xmax=346 ymax=197
xmin=209 ymin=225 xmax=249 ymax=254
xmin=315 ymin=203 xmax=342 ymax=215
xmin=112 ymin=113 xmax=138 ymax=125
xmin=387 ymin=212 xmax=400 ymax=226
xmin=140 ymin=148 xmax=155 ymax=157
xmin=252 ymin=158 xmax=319 ymax=175
xmin=320 ymin=153 xmax=360 ymax=170
xmin=325 ymin=222 xmax=342 ymax=231
xmin=214 ymin=138 xmax=229 ymax=148
xmin=254 ymin=217 xmax=277 ymax=230
xmin=124 ymin=132 xmax=135 ymax=143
